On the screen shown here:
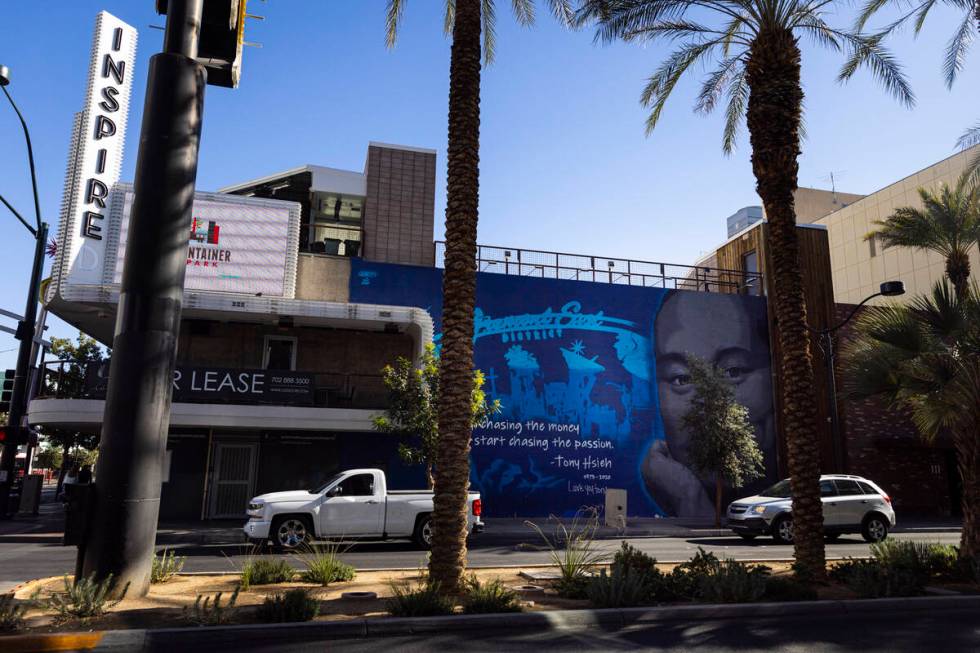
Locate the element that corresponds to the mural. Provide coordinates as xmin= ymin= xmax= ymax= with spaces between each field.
xmin=350 ymin=260 xmax=777 ymax=518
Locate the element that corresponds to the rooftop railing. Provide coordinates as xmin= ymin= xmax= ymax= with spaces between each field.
xmin=434 ymin=241 xmax=760 ymax=293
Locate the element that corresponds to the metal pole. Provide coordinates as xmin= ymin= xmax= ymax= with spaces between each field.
xmin=79 ymin=0 xmax=205 ymax=596
xmin=0 ymin=222 xmax=48 ymax=516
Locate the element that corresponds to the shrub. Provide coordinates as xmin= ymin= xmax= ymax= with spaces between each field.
xmin=697 ymin=560 xmax=770 ymax=604
xmin=661 ymin=548 xmax=721 ymax=601
xmin=151 ymin=548 xmax=186 ymax=584
xmin=831 ymin=540 xmax=964 ymax=598
xmin=525 ymin=507 xmax=607 ymax=599
xmin=0 ymin=593 xmax=27 ymax=632
xmin=184 ymin=587 xmax=240 ymax=626
xmin=586 ymin=566 xmax=652 ymax=608
xmin=831 ymin=558 xmax=921 ymax=598
xmin=612 ymin=542 xmax=659 ymax=578
xmin=257 ymin=588 xmax=320 ymax=623
xmin=762 ymin=576 xmax=818 ymax=602
xmin=297 ymin=543 xmax=356 ymax=586
xmin=386 ymin=579 xmax=455 ymax=617
xmin=47 ymin=574 xmax=128 ymax=622
xmin=462 ymin=576 xmax=522 ymax=614
xmin=241 ymin=558 xmax=295 ymax=589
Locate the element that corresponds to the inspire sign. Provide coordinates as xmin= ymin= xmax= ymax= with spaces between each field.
xmin=60 ymin=11 xmax=137 ymax=285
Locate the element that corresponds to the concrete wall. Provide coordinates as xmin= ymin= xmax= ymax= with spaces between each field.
xmin=295 ymin=254 xmax=350 ymax=302
xmin=816 ymin=145 xmax=980 ymax=304
xmin=792 ymin=187 xmax=865 ymax=223
xmin=362 ymin=143 xmax=436 ymax=266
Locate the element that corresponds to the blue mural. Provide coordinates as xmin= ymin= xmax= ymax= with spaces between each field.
xmin=350 ymin=259 xmax=777 ymax=518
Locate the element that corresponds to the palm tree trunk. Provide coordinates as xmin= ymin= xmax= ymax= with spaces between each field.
xmin=954 ymin=404 xmax=980 ymax=558
xmin=945 ymin=250 xmax=970 ymax=301
xmin=429 ymin=0 xmax=481 ymax=595
xmin=745 ymin=28 xmax=826 ymax=580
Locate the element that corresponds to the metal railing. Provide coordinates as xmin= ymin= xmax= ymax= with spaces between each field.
xmin=434 ymin=241 xmax=760 ymax=293
xmin=36 ymin=361 xmax=389 ymax=411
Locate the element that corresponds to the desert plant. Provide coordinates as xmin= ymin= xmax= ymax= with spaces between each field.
xmin=586 ymin=565 xmax=653 ymax=608
xmin=256 ymin=588 xmax=320 ymax=623
xmin=184 ymin=587 xmax=240 ymax=627
xmin=0 ymin=593 xmax=27 ymax=632
xmin=525 ymin=507 xmax=607 ymax=598
xmin=461 ymin=576 xmax=522 ymax=614
xmin=698 ymin=560 xmax=770 ymax=604
xmin=151 ymin=548 xmax=186 ymax=584
xmin=830 ymin=558 xmax=920 ymax=599
xmin=762 ymin=576 xmax=818 ymax=602
xmin=240 ymin=558 xmax=295 ymax=589
xmin=297 ymin=542 xmax=356 ymax=586
xmin=386 ymin=579 xmax=455 ymax=617
xmin=46 ymin=574 xmax=128 ymax=622
xmin=612 ymin=542 xmax=659 ymax=579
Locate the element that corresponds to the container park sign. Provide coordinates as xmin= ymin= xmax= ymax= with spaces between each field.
xmin=108 ymin=184 xmax=301 ymax=298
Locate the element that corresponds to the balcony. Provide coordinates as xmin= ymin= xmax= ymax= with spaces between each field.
xmin=36 ymin=361 xmax=388 ymax=411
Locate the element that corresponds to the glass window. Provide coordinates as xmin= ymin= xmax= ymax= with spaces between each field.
xmin=762 ymin=479 xmax=792 ymax=498
xmin=857 ymin=481 xmax=877 ymax=495
xmin=264 ymin=336 xmax=296 ymax=371
xmin=834 ymin=479 xmax=864 ymax=496
xmin=743 ymin=250 xmax=760 ymax=296
xmin=820 ymin=480 xmax=838 ymax=497
xmin=337 ymin=474 xmax=374 ymax=497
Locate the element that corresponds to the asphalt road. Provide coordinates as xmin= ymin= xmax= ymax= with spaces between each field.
xmin=142 ymin=608 xmax=980 ymax=652
xmin=0 ymin=529 xmax=962 ymax=592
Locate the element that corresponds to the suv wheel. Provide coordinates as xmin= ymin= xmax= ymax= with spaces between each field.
xmin=862 ymin=515 xmax=889 ymax=543
xmin=772 ymin=515 xmax=794 ymax=544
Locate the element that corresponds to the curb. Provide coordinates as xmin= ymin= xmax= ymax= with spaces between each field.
xmin=3 ymin=594 xmax=976 ymax=651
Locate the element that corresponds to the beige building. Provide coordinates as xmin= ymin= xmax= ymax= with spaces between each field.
xmin=815 ymin=145 xmax=980 ymax=305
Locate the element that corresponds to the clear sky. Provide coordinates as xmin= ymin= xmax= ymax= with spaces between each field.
xmin=0 ymin=1 xmax=977 ymax=369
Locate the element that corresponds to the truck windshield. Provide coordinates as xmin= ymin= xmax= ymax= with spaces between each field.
xmin=310 ymin=473 xmax=344 ymax=494
xmin=761 ymin=480 xmax=793 ymax=498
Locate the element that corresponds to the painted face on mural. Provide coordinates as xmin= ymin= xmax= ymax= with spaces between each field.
xmin=646 ymin=291 xmax=775 ymax=517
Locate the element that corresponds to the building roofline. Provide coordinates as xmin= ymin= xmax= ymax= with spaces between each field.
xmin=692 ymin=220 xmax=827 ymax=267
xmin=368 ymin=141 xmax=437 ymax=155
xmin=816 ymin=144 xmax=980 ymax=223
xmin=216 ymin=164 xmax=367 ymax=194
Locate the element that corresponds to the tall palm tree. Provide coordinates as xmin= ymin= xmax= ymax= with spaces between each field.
xmin=385 ymin=0 xmax=573 ymax=594
xmin=844 ymin=281 xmax=980 ymax=559
xmin=575 ymin=0 xmax=914 ymax=579
xmin=857 ymin=0 xmax=980 ymax=182
xmin=865 ymin=174 xmax=980 ymax=301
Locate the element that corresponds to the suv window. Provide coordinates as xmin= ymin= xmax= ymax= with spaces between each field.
xmin=819 ymin=480 xmax=837 ymax=497
xmin=337 ymin=474 xmax=374 ymax=497
xmin=857 ymin=481 xmax=877 ymax=495
xmin=834 ymin=479 xmax=864 ymax=496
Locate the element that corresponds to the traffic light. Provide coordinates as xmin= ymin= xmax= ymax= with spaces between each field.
xmin=156 ymin=0 xmax=249 ymax=88
xmin=0 ymin=369 xmax=13 ymax=414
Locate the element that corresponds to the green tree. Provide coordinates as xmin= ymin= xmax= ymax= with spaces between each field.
xmin=575 ymin=0 xmax=913 ymax=580
xmin=857 ymin=0 xmax=980 ymax=182
xmin=865 ymin=174 xmax=980 ymax=301
xmin=843 ymin=281 xmax=980 ymax=559
xmin=33 ymin=445 xmax=62 ymax=472
xmin=682 ymin=356 xmax=765 ymax=527
xmin=373 ymin=344 xmax=500 ymax=489
xmin=385 ymin=0 xmax=572 ymax=593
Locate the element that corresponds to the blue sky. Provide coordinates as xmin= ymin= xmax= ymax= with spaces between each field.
xmin=0 ymin=1 xmax=977 ymax=369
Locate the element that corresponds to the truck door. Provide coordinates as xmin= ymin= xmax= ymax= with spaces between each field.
xmin=319 ymin=473 xmax=385 ymax=537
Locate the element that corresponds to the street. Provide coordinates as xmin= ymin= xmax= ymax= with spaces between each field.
xmin=0 ymin=517 xmax=961 ymax=592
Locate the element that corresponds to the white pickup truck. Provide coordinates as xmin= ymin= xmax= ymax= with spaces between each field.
xmin=243 ymin=468 xmax=484 ymax=550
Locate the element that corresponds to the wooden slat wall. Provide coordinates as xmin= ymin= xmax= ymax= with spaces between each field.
xmin=713 ymin=224 xmax=838 ymax=477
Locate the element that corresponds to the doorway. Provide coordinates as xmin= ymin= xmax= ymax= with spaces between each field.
xmin=209 ymin=442 xmax=258 ymax=518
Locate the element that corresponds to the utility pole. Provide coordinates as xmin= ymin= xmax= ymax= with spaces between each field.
xmin=79 ymin=0 xmax=207 ymax=596
xmin=0 ymin=63 xmax=50 ymax=517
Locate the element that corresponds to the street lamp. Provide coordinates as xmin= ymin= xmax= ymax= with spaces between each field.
xmin=815 ymin=280 xmax=906 ymax=472
xmin=0 ymin=63 xmax=51 ymax=518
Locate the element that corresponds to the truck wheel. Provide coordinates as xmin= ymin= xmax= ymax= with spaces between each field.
xmin=413 ymin=515 xmax=433 ymax=550
xmin=271 ymin=515 xmax=311 ymax=551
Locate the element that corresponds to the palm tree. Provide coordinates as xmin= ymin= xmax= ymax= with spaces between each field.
xmin=857 ymin=0 xmax=980 ymax=182
xmin=575 ymin=0 xmax=914 ymax=579
xmin=385 ymin=0 xmax=573 ymax=594
xmin=844 ymin=281 xmax=980 ymax=559
xmin=865 ymin=174 xmax=980 ymax=301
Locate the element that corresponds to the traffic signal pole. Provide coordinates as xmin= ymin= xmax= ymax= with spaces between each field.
xmin=79 ymin=0 xmax=206 ymax=596
xmin=0 ymin=221 xmax=48 ymax=515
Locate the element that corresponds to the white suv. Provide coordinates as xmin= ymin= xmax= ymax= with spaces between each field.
xmin=727 ymin=474 xmax=896 ymax=544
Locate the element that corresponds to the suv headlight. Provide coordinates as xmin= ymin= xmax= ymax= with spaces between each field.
xmin=751 ymin=505 xmax=767 ymax=515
